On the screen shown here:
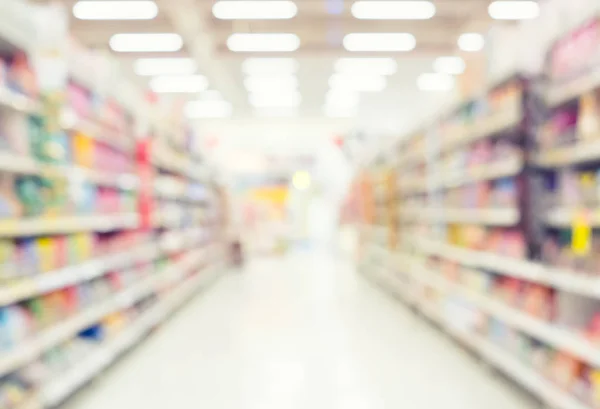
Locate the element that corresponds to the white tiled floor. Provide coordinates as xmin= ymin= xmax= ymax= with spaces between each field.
xmin=65 ymin=250 xmax=539 ymax=409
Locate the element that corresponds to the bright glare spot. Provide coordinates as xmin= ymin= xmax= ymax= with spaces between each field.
xmin=150 ymin=75 xmax=208 ymax=93
xmin=458 ymin=33 xmax=484 ymax=52
xmin=185 ymin=100 xmax=232 ymax=118
xmin=293 ymin=171 xmax=311 ymax=190
xmin=351 ymin=1 xmax=435 ymax=19
xmin=110 ymin=33 xmax=183 ymax=52
xmin=433 ymin=56 xmax=465 ymax=75
xmin=248 ymin=91 xmax=302 ymax=107
xmin=242 ymin=58 xmax=299 ymax=75
xmin=244 ymin=76 xmax=298 ymax=92
xmin=343 ymin=33 xmax=416 ymax=52
xmin=417 ymin=73 xmax=455 ymax=91
xmin=329 ymin=74 xmax=387 ymax=92
xmin=335 ymin=58 xmax=397 ymax=75
xmin=488 ymin=1 xmax=539 ymax=20
xmin=134 ymin=58 xmax=196 ymax=76
xmin=227 ymin=33 xmax=300 ymax=52
xmin=213 ymin=1 xmax=297 ymax=19
xmin=73 ymin=0 xmax=158 ymax=20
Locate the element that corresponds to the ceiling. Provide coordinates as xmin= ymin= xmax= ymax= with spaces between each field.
xmin=51 ymin=0 xmax=513 ymax=171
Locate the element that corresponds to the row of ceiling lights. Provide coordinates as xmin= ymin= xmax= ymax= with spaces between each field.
xmin=71 ymin=0 xmax=538 ymax=119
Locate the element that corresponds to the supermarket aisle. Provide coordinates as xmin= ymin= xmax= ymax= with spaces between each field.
xmin=65 ymin=251 xmax=537 ymax=409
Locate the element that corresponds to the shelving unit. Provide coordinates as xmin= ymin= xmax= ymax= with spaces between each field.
xmin=0 ymin=6 xmax=229 ymax=408
xmin=355 ymin=35 xmax=600 ymax=408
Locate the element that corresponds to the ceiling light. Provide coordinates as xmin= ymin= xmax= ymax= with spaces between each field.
xmin=185 ymin=100 xmax=232 ymax=118
xmin=324 ymin=106 xmax=357 ymax=118
xmin=200 ymin=90 xmax=224 ymax=100
xmin=110 ymin=33 xmax=183 ymax=53
xmin=227 ymin=33 xmax=300 ymax=52
xmin=351 ymin=1 xmax=435 ymax=19
xmin=433 ymin=56 xmax=465 ymax=75
xmin=292 ymin=171 xmax=311 ymax=190
xmin=244 ymin=76 xmax=298 ymax=92
xmin=73 ymin=0 xmax=158 ymax=20
xmin=249 ymin=91 xmax=301 ymax=107
xmin=329 ymin=74 xmax=387 ymax=92
xmin=335 ymin=58 xmax=397 ymax=75
xmin=417 ymin=73 xmax=455 ymax=91
xmin=242 ymin=58 xmax=299 ymax=74
xmin=458 ymin=33 xmax=484 ymax=52
xmin=134 ymin=58 xmax=196 ymax=76
xmin=488 ymin=1 xmax=539 ymax=20
xmin=213 ymin=1 xmax=297 ymax=19
xmin=325 ymin=90 xmax=360 ymax=108
xmin=343 ymin=33 xmax=416 ymax=52
xmin=150 ymin=75 xmax=208 ymax=93
xmin=255 ymin=107 xmax=298 ymax=117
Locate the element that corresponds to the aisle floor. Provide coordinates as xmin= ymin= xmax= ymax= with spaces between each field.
xmin=66 ymin=251 xmax=539 ymax=409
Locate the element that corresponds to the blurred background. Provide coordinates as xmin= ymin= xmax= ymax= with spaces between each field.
xmin=1 ymin=0 xmax=600 ymax=408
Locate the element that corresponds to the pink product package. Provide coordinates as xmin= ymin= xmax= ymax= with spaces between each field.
xmin=93 ymin=145 xmax=131 ymax=172
xmin=67 ymin=83 xmax=91 ymax=119
xmin=96 ymin=188 xmax=121 ymax=214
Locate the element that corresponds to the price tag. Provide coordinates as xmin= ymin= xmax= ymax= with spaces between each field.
xmin=572 ymin=209 xmax=591 ymax=256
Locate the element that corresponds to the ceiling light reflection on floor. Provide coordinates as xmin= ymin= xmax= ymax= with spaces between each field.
xmin=343 ymin=33 xmax=416 ymax=52
xmin=227 ymin=33 xmax=300 ymax=52
xmin=213 ymin=0 xmax=298 ymax=20
xmin=73 ymin=0 xmax=158 ymax=20
xmin=351 ymin=1 xmax=436 ymax=20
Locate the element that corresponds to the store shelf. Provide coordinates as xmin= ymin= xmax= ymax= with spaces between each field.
xmin=409 ymin=261 xmax=600 ymax=369
xmin=0 ymin=86 xmax=40 ymax=114
xmin=0 ymin=213 xmax=139 ymax=237
xmin=364 ymin=266 xmax=589 ymax=409
xmin=532 ymin=140 xmax=600 ymax=168
xmin=402 ymin=207 xmax=519 ymax=226
xmin=544 ymin=207 xmax=600 ymax=227
xmin=545 ymin=68 xmax=600 ymax=108
xmin=0 ymin=248 xmax=209 ymax=378
xmin=0 ymin=151 xmax=139 ymax=191
xmin=414 ymin=237 xmax=600 ymax=297
xmin=440 ymin=156 xmax=524 ymax=189
xmin=64 ymin=117 xmax=135 ymax=155
xmin=441 ymin=106 xmax=522 ymax=153
xmin=41 ymin=264 xmax=222 ymax=407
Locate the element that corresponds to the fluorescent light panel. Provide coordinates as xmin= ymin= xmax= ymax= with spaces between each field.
xmin=458 ymin=33 xmax=484 ymax=52
xmin=343 ymin=33 xmax=416 ymax=52
xmin=329 ymin=74 xmax=387 ymax=92
xmin=227 ymin=33 xmax=300 ymax=52
xmin=325 ymin=90 xmax=360 ymax=108
xmin=488 ymin=1 xmax=539 ymax=20
xmin=433 ymin=56 xmax=465 ymax=75
xmin=150 ymin=75 xmax=208 ymax=93
xmin=255 ymin=107 xmax=298 ymax=117
xmin=249 ymin=91 xmax=301 ymax=107
xmin=242 ymin=58 xmax=298 ymax=75
xmin=134 ymin=58 xmax=196 ymax=76
xmin=110 ymin=33 xmax=183 ymax=52
xmin=417 ymin=73 xmax=455 ymax=91
xmin=213 ymin=1 xmax=297 ymax=19
xmin=351 ymin=1 xmax=435 ymax=19
xmin=73 ymin=0 xmax=158 ymax=20
xmin=335 ymin=58 xmax=397 ymax=75
xmin=244 ymin=76 xmax=298 ymax=92
xmin=185 ymin=100 xmax=232 ymax=118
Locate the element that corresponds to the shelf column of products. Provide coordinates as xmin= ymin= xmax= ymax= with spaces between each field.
xmin=355 ymin=15 xmax=600 ymax=409
xmin=0 ymin=18 xmax=229 ymax=409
